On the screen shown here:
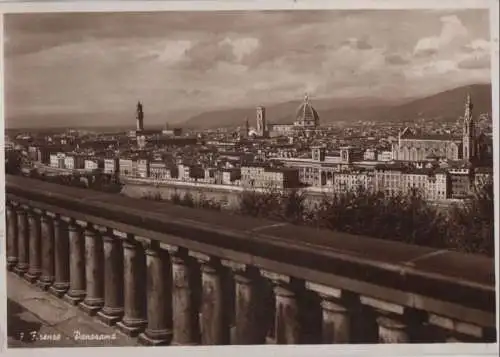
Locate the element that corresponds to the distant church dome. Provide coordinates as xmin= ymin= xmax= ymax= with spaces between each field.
xmin=295 ymin=94 xmax=320 ymax=127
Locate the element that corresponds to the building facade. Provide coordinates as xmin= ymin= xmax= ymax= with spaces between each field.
xmin=393 ymin=94 xmax=477 ymax=163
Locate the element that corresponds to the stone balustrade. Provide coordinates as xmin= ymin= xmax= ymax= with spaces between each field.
xmin=5 ymin=175 xmax=497 ymax=345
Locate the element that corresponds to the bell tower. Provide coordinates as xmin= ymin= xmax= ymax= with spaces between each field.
xmin=256 ymin=106 xmax=267 ymax=137
xmin=462 ymin=93 xmax=475 ymax=162
xmin=136 ymin=101 xmax=144 ymax=132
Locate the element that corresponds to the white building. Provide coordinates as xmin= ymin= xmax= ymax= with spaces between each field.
xmin=64 ymin=155 xmax=75 ymax=170
xmin=104 ymin=158 xmax=119 ymax=175
xmin=50 ymin=153 xmax=66 ymax=169
xmin=333 ymin=170 xmax=375 ymax=193
xmin=377 ymin=151 xmax=393 ymax=162
xmin=137 ymin=159 xmax=150 ymax=178
xmin=84 ymin=159 xmax=99 ymax=171
xmin=119 ymin=158 xmax=134 ymax=177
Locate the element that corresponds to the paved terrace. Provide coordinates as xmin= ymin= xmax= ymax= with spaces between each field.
xmin=4 ymin=175 xmax=497 ymax=346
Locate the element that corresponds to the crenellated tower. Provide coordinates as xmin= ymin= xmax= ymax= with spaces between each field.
xmin=256 ymin=106 xmax=267 ymax=137
xmin=136 ymin=101 xmax=144 ymax=132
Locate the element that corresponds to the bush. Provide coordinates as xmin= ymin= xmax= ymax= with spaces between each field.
xmin=312 ymin=187 xmax=448 ymax=248
xmin=180 ymin=192 xmax=195 ymax=208
xmin=171 ymin=191 xmax=182 ymax=205
xmin=445 ymin=182 xmax=494 ymax=257
xmin=236 ymin=185 xmax=494 ymax=257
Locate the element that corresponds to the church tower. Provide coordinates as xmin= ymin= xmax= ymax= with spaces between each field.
xmin=136 ymin=101 xmax=144 ymax=132
xmin=256 ymin=106 xmax=267 ymax=137
xmin=462 ymin=93 xmax=475 ymax=162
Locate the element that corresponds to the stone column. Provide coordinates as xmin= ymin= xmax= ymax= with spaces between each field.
xmin=49 ymin=215 xmax=70 ymax=297
xmin=170 ymin=247 xmax=198 ymax=345
xmin=138 ymin=240 xmax=173 ymax=346
xmin=306 ymin=282 xmax=350 ymax=343
xmin=6 ymin=203 xmax=18 ymax=271
xmin=262 ymin=270 xmax=301 ymax=345
xmin=14 ymin=205 xmax=29 ymax=276
xmin=38 ymin=212 xmax=55 ymax=290
xmin=24 ymin=208 xmax=42 ymax=283
xmin=64 ymin=219 xmax=86 ymax=305
xmin=360 ymin=296 xmax=409 ymax=343
xmin=116 ymin=231 xmax=147 ymax=337
xmin=191 ymin=252 xmax=230 ymax=345
xmin=97 ymin=228 xmax=124 ymax=325
xmin=223 ymin=261 xmax=265 ymax=345
xmin=79 ymin=225 xmax=104 ymax=315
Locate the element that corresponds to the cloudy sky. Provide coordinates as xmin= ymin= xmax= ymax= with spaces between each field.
xmin=4 ymin=9 xmax=492 ymax=127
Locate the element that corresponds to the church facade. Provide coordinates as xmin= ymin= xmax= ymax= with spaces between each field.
xmin=393 ymin=94 xmax=477 ymax=163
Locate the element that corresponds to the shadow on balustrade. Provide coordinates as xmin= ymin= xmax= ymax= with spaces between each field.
xmin=6 ymin=298 xmax=43 ymax=344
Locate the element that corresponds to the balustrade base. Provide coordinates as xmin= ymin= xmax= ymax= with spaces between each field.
xmin=63 ymin=291 xmax=86 ymax=305
xmin=14 ymin=264 xmax=28 ymax=277
xmin=266 ymin=336 xmax=276 ymax=344
xmin=79 ymin=300 xmax=104 ymax=316
xmin=49 ymin=283 xmax=70 ymax=298
xmin=24 ymin=271 xmax=41 ymax=284
xmin=7 ymin=258 xmax=18 ymax=271
xmin=97 ymin=309 xmax=124 ymax=326
xmin=36 ymin=278 xmax=54 ymax=291
xmin=138 ymin=330 xmax=173 ymax=346
xmin=116 ymin=319 xmax=147 ymax=337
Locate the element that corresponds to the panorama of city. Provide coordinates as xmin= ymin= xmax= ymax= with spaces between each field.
xmin=3 ymin=8 xmax=497 ymax=349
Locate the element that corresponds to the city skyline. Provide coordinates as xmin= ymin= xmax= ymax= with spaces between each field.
xmin=4 ymin=9 xmax=492 ymax=128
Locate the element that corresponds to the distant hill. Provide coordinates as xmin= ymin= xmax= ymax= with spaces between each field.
xmin=183 ymin=83 xmax=492 ymax=129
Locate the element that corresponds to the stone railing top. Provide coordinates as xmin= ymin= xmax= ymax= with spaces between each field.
xmin=6 ymin=175 xmax=496 ymax=328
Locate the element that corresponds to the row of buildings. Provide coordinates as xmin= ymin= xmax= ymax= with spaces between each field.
xmin=12 ymin=92 xmax=493 ymax=203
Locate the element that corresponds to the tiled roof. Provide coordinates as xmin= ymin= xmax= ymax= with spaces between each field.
xmin=401 ymin=133 xmax=461 ymax=141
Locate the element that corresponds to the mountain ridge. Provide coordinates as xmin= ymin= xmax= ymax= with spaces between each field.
xmin=182 ymin=83 xmax=492 ymax=129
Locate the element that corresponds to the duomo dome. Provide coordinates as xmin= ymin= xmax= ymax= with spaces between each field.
xmin=294 ymin=94 xmax=320 ymax=128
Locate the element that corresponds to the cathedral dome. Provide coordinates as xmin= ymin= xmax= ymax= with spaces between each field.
xmin=295 ymin=94 xmax=319 ymax=127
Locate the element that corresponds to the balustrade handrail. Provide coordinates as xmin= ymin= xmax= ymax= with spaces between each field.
xmin=5 ymin=175 xmax=496 ymax=329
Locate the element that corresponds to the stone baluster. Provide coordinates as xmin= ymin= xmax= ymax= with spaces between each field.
xmin=138 ymin=239 xmax=173 ymax=346
xmin=63 ymin=218 xmax=86 ymax=305
xmin=79 ymin=224 xmax=104 ymax=315
xmin=222 ymin=260 xmax=265 ymax=345
xmin=169 ymin=246 xmax=199 ymax=345
xmin=360 ymin=296 xmax=409 ymax=343
xmin=49 ymin=214 xmax=70 ymax=297
xmin=115 ymin=231 xmax=147 ymax=337
xmin=261 ymin=270 xmax=302 ymax=345
xmin=14 ymin=205 xmax=29 ymax=276
xmin=191 ymin=251 xmax=230 ymax=345
xmin=24 ymin=208 xmax=42 ymax=283
xmin=38 ymin=211 xmax=55 ymax=290
xmin=6 ymin=203 xmax=18 ymax=271
xmin=306 ymin=282 xmax=350 ymax=343
xmin=96 ymin=227 xmax=124 ymax=325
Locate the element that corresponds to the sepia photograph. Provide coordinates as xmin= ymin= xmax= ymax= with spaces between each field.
xmin=1 ymin=0 xmax=498 ymax=354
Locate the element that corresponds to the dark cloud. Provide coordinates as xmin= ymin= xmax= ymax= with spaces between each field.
xmin=4 ymin=9 xmax=491 ymax=126
xmin=341 ymin=38 xmax=373 ymax=50
xmin=413 ymin=48 xmax=438 ymax=58
xmin=177 ymin=36 xmax=236 ymax=71
xmin=457 ymin=56 xmax=490 ymax=70
xmin=385 ymin=54 xmax=410 ymax=65
xmin=4 ymin=11 xmax=338 ymax=57
xmin=460 ymin=44 xmax=476 ymax=53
